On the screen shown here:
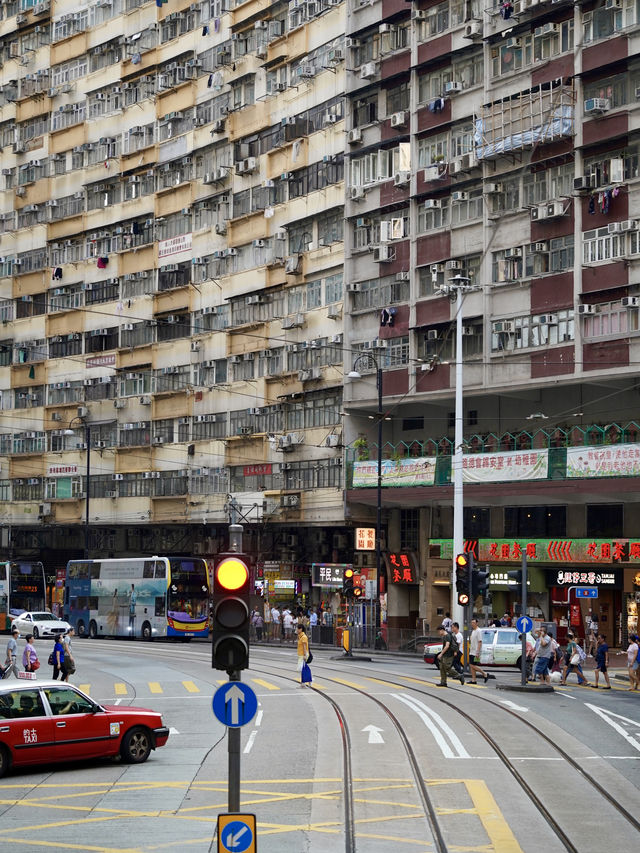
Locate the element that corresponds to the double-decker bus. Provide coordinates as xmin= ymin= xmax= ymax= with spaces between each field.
xmin=0 ymin=561 xmax=47 ymax=632
xmin=64 ymin=556 xmax=210 ymax=640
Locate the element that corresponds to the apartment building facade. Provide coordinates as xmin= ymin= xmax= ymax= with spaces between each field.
xmin=1 ymin=0 xmax=640 ymax=641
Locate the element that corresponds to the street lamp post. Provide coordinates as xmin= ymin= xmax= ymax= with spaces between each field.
xmin=348 ymin=353 xmax=383 ymax=646
xmin=437 ymin=276 xmax=478 ymax=627
xmin=65 ymin=417 xmax=91 ymax=559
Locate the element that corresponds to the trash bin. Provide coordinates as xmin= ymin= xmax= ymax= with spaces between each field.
xmin=320 ymin=625 xmax=334 ymax=645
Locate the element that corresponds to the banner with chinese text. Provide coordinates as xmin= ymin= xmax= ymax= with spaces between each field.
xmin=353 ymin=458 xmax=436 ymax=488
xmin=458 ymin=449 xmax=548 ymax=483
xmin=566 ymin=444 xmax=640 ymax=478
xmin=431 ymin=537 xmax=640 ymax=565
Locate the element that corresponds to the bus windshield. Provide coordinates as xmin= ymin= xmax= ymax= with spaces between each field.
xmin=168 ymin=558 xmax=209 ymax=622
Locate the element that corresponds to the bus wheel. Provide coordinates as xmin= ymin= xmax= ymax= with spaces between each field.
xmin=141 ymin=621 xmax=152 ymax=641
xmin=76 ymin=620 xmax=86 ymax=637
xmin=89 ymin=621 xmax=98 ymax=639
xmin=32 ymin=627 xmax=39 ymax=640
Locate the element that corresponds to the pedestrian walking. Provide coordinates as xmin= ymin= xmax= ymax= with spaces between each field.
xmin=3 ymin=627 xmax=20 ymax=679
xmin=283 ymin=608 xmax=294 ymax=643
xmin=586 ymin=612 xmax=599 ymax=656
xmin=532 ymin=625 xmax=553 ymax=684
xmin=61 ymin=628 xmax=76 ymax=681
xmin=560 ymin=632 xmax=589 ymax=685
xmin=468 ymin=618 xmax=489 ymax=683
xmin=270 ymin=604 xmax=280 ymax=641
xmin=22 ymin=634 xmax=39 ymax=674
xmin=593 ymin=634 xmax=611 ymax=689
xmin=252 ymin=609 xmax=263 ymax=642
xmin=441 ymin=612 xmax=452 ymax=632
xmin=51 ymin=633 xmax=65 ymax=680
xmin=451 ymin=622 xmax=464 ymax=675
xmin=296 ymin=624 xmax=311 ymax=686
xmin=436 ymin=624 xmax=464 ymax=687
xmin=626 ymin=633 xmax=639 ymax=691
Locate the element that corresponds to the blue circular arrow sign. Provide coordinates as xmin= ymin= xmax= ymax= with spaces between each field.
xmin=220 ymin=819 xmax=254 ymax=853
xmin=212 ymin=682 xmax=258 ymax=728
xmin=516 ymin=615 xmax=533 ymax=634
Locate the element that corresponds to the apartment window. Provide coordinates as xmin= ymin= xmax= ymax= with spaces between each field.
xmin=418 ymin=254 xmax=481 ymax=297
xmin=13 ymin=479 xmax=42 ymax=501
xmin=419 ymin=1 xmax=449 ymax=36
xmin=524 ymin=236 xmax=574 ymax=276
xmin=286 ymin=392 xmax=342 ymax=430
xmin=353 ymin=94 xmax=378 ymax=127
xmin=119 ymin=474 xmax=151 ymax=497
xmin=155 ymin=472 xmax=188 ymax=497
xmin=418 ymin=198 xmax=450 ymax=233
xmin=231 ymin=355 xmax=255 ymax=382
xmin=155 ymin=365 xmax=190 ymax=392
xmin=450 ymin=188 xmax=482 ymax=225
xmin=403 ymin=417 xmax=424 ymax=431
xmin=400 ymin=509 xmax=420 ymax=550
xmin=491 ymin=310 xmax=575 ymax=351
xmin=156 ymin=313 xmax=190 ymax=342
xmin=464 ymin=507 xmax=490 ymax=538
xmin=85 ymin=379 xmax=116 ymax=402
xmin=158 ymin=262 xmax=190 ymax=292
xmin=257 ymin=348 xmax=285 ymax=378
xmin=47 ymin=381 xmax=83 ymax=406
xmin=419 ymin=321 xmax=483 ymax=361
xmin=231 ymin=76 xmax=255 ymax=109
xmin=586 ymin=504 xmax=623 ymax=537
xmin=317 ymin=209 xmax=344 ymax=245
xmin=352 ymin=275 xmax=409 ymax=311
xmin=505 ymin=506 xmax=566 ymax=538
xmin=45 ymin=477 xmax=83 ymax=500
xmin=386 ymin=82 xmax=409 ymax=113
xmin=417 ymin=132 xmax=448 ymax=168
xmin=380 ymin=335 xmax=409 ymax=368
xmin=325 ymin=272 xmax=343 ymax=304
xmin=49 ymin=335 xmax=82 ymax=359
xmin=584 ymin=2 xmax=635 ymax=43
xmin=488 ymin=175 xmax=519 ymax=214
xmin=119 ymin=423 xmax=150 ymax=447
xmin=351 ymin=146 xmax=402 ymax=186
xmin=84 ymin=327 xmax=118 ymax=354
xmin=581 ymin=299 xmax=639 ymax=339
xmin=583 ymin=227 xmax=625 ymax=264
xmin=192 ymin=416 xmax=227 ymax=440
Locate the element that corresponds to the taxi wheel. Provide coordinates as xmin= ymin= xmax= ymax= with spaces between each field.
xmin=0 ymin=745 xmax=10 ymax=778
xmin=32 ymin=627 xmax=39 ymax=640
xmin=121 ymin=727 xmax=152 ymax=764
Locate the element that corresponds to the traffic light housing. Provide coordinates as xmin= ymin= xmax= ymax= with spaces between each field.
xmin=343 ymin=567 xmax=355 ymax=597
xmin=212 ymin=552 xmax=251 ymax=674
xmin=455 ymin=553 xmax=469 ymax=594
xmin=507 ymin=569 xmax=523 ymax=585
xmin=472 ymin=568 xmax=490 ymax=597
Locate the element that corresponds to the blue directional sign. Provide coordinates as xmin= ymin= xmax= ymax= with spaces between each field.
xmin=212 ymin=682 xmax=258 ymax=728
xmin=516 ymin=615 xmax=533 ymax=634
xmin=218 ymin=814 xmax=256 ymax=853
xmin=576 ymin=587 xmax=598 ymax=598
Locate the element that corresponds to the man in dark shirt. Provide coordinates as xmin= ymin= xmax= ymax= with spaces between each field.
xmin=436 ymin=625 xmax=465 ymax=687
xmin=594 ymin=634 xmax=611 ymax=689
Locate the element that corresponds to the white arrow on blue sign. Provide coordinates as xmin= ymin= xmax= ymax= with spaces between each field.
xmin=212 ymin=682 xmax=258 ymax=728
xmin=516 ymin=615 xmax=533 ymax=634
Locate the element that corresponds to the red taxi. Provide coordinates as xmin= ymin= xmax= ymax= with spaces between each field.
xmin=0 ymin=680 xmax=169 ymax=777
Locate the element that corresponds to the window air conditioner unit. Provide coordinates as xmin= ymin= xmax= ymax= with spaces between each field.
xmin=114 ymin=399 xmax=127 ymax=408
xmin=38 ymin=503 xmax=52 ymax=517
xmin=106 ymin=490 xmax=118 ymax=498
xmin=462 ymin=326 xmax=474 ymax=336
xmin=539 ymin=314 xmax=558 ymax=325
xmin=328 ymin=48 xmax=343 ymax=64
xmin=390 ymin=111 xmax=407 ymax=128
xmin=464 ymin=20 xmax=482 ymax=38
xmin=483 ymin=183 xmax=502 ymax=194
xmin=622 ymin=297 xmax=639 ymax=308
xmin=532 ymin=241 xmax=549 ymax=252
xmin=139 ymin=396 xmax=151 ymax=404
xmin=423 ymin=165 xmax=440 ymax=181
xmin=360 ymin=62 xmax=376 ymax=80
xmin=543 ymin=201 xmax=565 ymax=218
xmin=578 ymin=304 xmax=595 ymax=315
xmin=494 ymin=321 xmax=514 ymax=333
xmin=373 ymin=245 xmax=394 ymax=262
xmin=327 ymin=305 xmax=341 ymax=319
xmin=445 ymin=259 xmax=462 ymax=270
xmin=584 ymin=98 xmax=610 ymax=115
xmin=609 ymin=219 xmax=636 ymax=233
xmin=372 ymin=338 xmax=388 ymax=349
xmin=444 ymin=81 xmax=463 ymax=95
xmin=394 ymin=171 xmax=410 ymax=187
xmin=534 ymin=22 xmax=559 ymax=36
xmin=573 ymin=176 xmax=593 ymax=192
xmin=348 ymin=128 xmax=362 ymax=144
xmin=504 ymin=248 xmax=522 ymax=257
xmin=326 ymin=434 xmax=340 ymax=447
xmin=427 ymin=330 xmax=439 ymax=341
xmin=350 ymin=186 xmax=365 ymax=200
xmin=451 ymin=191 xmax=468 ymax=202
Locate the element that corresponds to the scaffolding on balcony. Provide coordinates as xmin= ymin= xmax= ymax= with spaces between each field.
xmin=474 ymin=81 xmax=574 ymax=160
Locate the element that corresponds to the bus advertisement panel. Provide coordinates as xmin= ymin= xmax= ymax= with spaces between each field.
xmin=65 ymin=557 xmax=209 ymax=639
xmin=0 ymin=562 xmax=47 ymax=631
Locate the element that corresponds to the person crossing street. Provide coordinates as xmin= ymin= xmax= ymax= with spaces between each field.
xmin=436 ymin=624 xmax=464 ymax=687
xmin=468 ymin=618 xmax=489 ymax=684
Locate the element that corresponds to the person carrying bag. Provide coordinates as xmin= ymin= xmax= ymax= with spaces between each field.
xmin=296 ymin=624 xmax=312 ymax=687
xmin=22 ymin=635 xmax=40 ymax=673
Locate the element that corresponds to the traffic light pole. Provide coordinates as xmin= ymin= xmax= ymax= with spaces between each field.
xmin=228 ymin=669 xmax=241 ymax=812
xmin=520 ymin=553 xmax=528 ymax=686
xmin=464 ymin=552 xmax=473 ymax=673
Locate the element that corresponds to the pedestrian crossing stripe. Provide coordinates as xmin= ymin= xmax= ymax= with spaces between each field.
xmin=149 ymin=682 xmax=162 ymax=693
xmin=330 ymin=677 xmax=366 ymax=689
xmin=114 ymin=683 xmax=127 ymax=695
xmin=182 ymin=680 xmax=199 ymax=693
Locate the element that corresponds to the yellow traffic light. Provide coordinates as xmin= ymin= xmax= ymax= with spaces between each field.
xmin=216 ymin=557 xmax=249 ymax=591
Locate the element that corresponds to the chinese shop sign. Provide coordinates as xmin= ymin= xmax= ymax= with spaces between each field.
xmin=384 ymin=552 xmax=419 ymax=584
xmin=355 ymin=527 xmax=376 ymax=551
xmin=312 ymin=563 xmax=352 ymax=587
xmin=431 ymin=538 xmax=640 ymax=565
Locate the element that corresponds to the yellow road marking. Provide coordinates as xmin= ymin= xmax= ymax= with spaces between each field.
xmin=216 ymin=679 xmax=227 ymax=685
xmin=148 ymin=682 xmax=162 ymax=694
xmin=329 ymin=677 xmax=366 ymax=689
xmin=398 ymin=675 xmax=436 ymax=686
xmin=78 ymin=684 xmax=91 ymax=694
xmin=251 ymin=678 xmax=279 ymax=691
xmin=114 ymin=683 xmax=127 ymax=696
xmin=464 ymin=779 xmax=523 ymax=853
xmin=182 ymin=680 xmax=199 ymax=693
xmin=366 ymin=677 xmax=400 ymax=687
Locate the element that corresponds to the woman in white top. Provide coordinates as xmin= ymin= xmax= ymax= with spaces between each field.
xmin=627 ymin=634 xmax=639 ymax=691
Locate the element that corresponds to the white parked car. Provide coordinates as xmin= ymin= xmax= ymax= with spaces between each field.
xmin=424 ymin=626 xmax=535 ymax=670
xmin=10 ymin=612 xmax=71 ymax=639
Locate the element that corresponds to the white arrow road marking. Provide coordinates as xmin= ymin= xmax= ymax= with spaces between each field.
xmin=169 ymin=726 xmax=180 ymax=735
xmin=499 ymin=700 xmax=529 ymax=713
xmin=362 ymin=724 xmax=384 ymax=744
xmin=394 ymin=694 xmax=470 ymax=759
xmin=585 ymin=703 xmax=640 ymax=753
xmin=243 ymin=730 xmax=258 ymax=754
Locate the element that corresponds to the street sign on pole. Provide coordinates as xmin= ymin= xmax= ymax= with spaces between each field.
xmin=575 ymin=587 xmax=598 ymax=598
xmin=213 ymin=682 xmax=258 ymax=728
xmin=516 ymin=615 xmax=533 ymax=634
xmin=217 ymin=814 xmax=257 ymax=853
